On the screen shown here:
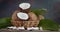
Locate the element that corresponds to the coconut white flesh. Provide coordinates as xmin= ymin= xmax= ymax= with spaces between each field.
xmin=7 ymin=26 xmax=17 ymax=29
xmin=17 ymin=27 xmax=25 ymax=30
xmin=19 ymin=3 xmax=31 ymax=10
xmin=32 ymin=27 xmax=39 ymax=30
xmin=27 ymin=27 xmax=33 ymax=30
xmin=40 ymin=27 xmax=43 ymax=31
xmin=17 ymin=12 xmax=29 ymax=20
xmin=27 ymin=27 xmax=39 ymax=30
xmin=8 ymin=26 xmax=25 ymax=30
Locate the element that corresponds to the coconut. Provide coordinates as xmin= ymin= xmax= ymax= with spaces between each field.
xmin=27 ymin=27 xmax=39 ymax=30
xmin=17 ymin=12 xmax=29 ymax=20
xmin=19 ymin=3 xmax=31 ymax=10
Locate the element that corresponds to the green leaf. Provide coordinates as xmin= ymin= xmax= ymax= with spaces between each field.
xmin=0 ymin=17 xmax=12 ymax=29
xmin=31 ymin=8 xmax=47 ymax=16
xmin=38 ymin=19 xmax=59 ymax=31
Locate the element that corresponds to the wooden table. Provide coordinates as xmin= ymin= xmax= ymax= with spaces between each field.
xmin=0 ymin=29 xmax=59 ymax=32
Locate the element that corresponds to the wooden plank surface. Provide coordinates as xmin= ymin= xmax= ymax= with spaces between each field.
xmin=0 ymin=29 xmax=59 ymax=32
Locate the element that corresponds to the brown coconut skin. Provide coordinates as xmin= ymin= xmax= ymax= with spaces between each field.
xmin=11 ymin=8 xmax=39 ymax=28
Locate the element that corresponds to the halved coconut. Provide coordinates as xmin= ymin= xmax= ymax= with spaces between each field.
xmin=17 ymin=27 xmax=25 ymax=30
xmin=19 ymin=3 xmax=31 ymax=10
xmin=40 ymin=27 xmax=43 ymax=31
xmin=17 ymin=12 xmax=29 ymax=20
xmin=32 ymin=27 xmax=39 ymax=30
xmin=7 ymin=26 xmax=17 ymax=29
xmin=27 ymin=27 xmax=39 ymax=30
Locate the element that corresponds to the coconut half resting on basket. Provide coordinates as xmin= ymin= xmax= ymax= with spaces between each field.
xmin=17 ymin=12 xmax=29 ymax=20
